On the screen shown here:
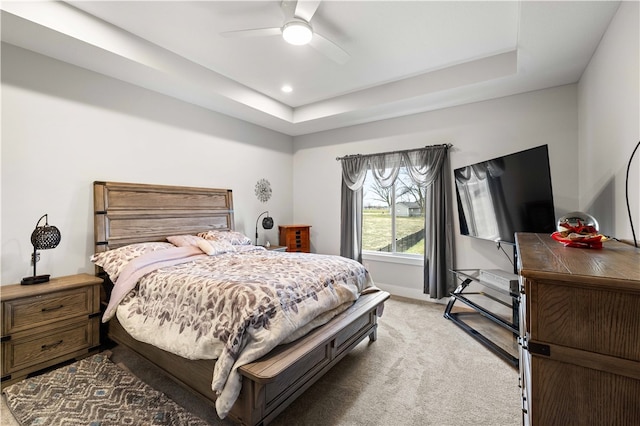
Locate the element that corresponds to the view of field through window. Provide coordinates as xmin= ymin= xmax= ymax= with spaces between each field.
xmin=362 ymin=169 xmax=425 ymax=255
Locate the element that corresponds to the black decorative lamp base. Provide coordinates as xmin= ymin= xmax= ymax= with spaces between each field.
xmin=21 ymin=274 xmax=51 ymax=285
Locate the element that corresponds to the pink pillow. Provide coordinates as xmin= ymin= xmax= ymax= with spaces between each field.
xmin=167 ymin=234 xmax=205 ymax=247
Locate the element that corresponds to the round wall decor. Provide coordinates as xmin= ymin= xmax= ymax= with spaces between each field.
xmin=255 ymin=178 xmax=272 ymax=203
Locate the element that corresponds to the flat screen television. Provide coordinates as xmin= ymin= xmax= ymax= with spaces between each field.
xmin=454 ymin=145 xmax=556 ymax=244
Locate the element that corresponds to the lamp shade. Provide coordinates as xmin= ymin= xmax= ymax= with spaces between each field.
xmin=31 ymin=223 xmax=61 ymax=249
xmin=262 ymin=216 xmax=274 ymax=230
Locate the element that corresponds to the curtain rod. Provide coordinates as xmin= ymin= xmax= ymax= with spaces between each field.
xmin=335 ymin=143 xmax=452 ymax=161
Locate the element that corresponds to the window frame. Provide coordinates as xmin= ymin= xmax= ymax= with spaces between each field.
xmin=362 ymin=250 xmax=424 ymax=265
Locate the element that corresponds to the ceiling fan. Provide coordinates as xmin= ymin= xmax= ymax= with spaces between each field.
xmin=220 ymin=0 xmax=349 ymax=64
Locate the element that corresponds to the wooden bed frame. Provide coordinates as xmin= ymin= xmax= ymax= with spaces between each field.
xmin=93 ymin=181 xmax=390 ymax=426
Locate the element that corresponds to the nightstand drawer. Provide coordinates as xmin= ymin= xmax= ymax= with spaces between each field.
xmin=2 ymin=287 xmax=95 ymax=335
xmin=0 ymin=274 xmax=102 ymax=386
xmin=2 ymin=317 xmax=100 ymax=374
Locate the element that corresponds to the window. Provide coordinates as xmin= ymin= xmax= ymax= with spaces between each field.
xmin=362 ymin=167 xmax=425 ymax=255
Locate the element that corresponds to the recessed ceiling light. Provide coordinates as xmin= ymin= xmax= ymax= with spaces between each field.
xmin=282 ymin=20 xmax=313 ymax=45
xmin=281 ymin=85 xmax=293 ymax=93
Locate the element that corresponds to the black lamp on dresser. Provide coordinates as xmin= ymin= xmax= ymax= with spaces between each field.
xmin=21 ymin=213 xmax=61 ymax=285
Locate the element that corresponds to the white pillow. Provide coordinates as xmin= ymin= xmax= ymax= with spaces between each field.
xmin=197 ymin=230 xmax=252 ymax=245
xmin=91 ymin=242 xmax=175 ymax=281
xmin=196 ymin=238 xmax=235 ymax=255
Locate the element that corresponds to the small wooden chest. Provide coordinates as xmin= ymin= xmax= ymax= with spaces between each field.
xmin=279 ymin=225 xmax=311 ymax=253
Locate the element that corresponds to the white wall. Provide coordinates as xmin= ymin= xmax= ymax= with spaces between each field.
xmin=293 ymin=85 xmax=579 ymax=300
xmin=1 ymin=44 xmax=294 ymax=285
xmin=578 ymin=0 xmax=639 ymax=241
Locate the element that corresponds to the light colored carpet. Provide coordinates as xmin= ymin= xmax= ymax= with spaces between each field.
xmin=2 ymin=297 xmax=521 ymax=425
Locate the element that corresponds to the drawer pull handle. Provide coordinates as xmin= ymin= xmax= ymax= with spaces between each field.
xmin=41 ymin=340 xmax=63 ymax=351
xmin=42 ymin=305 xmax=64 ymax=312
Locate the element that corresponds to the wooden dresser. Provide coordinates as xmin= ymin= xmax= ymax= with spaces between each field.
xmin=279 ymin=225 xmax=311 ymax=253
xmin=1 ymin=274 xmax=102 ymax=387
xmin=515 ymin=233 xmax=640 ymax=425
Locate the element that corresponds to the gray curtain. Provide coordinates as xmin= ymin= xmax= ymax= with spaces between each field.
xmin=422 ymin=149 xmax=455 ymax=298
xmin=339 ymin=144 xmax=454 ymax=299
xmin=340 ymin=180 xmax=363 ymax=263
xmin=340 ymin=156 xmax=368 ymax=262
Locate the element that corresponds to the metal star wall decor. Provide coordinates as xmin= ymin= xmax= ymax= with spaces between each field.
xmin=255 ymin=178 xmax=272 ymax=203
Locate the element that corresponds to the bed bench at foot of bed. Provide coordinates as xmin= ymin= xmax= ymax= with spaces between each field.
xmin=108 ymin=290 xmax=390 ymax=426
xmin=234 ymin=290 xmax=390 ymax=425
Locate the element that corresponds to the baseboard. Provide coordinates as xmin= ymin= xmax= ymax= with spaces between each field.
xmin=374 ymin=282 xmax=448 ymax=305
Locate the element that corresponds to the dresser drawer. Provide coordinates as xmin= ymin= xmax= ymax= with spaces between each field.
xmin=284 ymin=228 xmax=309 ymax=242
xmin=285 ymin=230 xmax=309 ymax=250
xmin=287 ymin=244 xmax=310 ymax=253
xmin=279 ymin=225 xmax=311 ymax=253
xmin=529 ymin=279 xmax=640 ymax=361
xmin=2 ymin=286 xmax=96 ymax=335
xmin=2 ymin=317 xmax=100 ymax=375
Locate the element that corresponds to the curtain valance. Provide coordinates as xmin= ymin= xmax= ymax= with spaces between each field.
xmin=338 ymin=144 xmax=451 ymax=191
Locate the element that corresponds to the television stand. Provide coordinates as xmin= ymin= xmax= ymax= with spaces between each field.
xmin=444 ymin=269 xmax=519 ymax=368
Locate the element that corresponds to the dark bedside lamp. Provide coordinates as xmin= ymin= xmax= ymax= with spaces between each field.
xmin=255 ymin=211 xmax=274 ymax=245
xmin=21 ymin=214 xmax=61 ymax=285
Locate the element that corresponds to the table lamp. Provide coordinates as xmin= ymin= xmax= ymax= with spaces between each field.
xmin=21 ymin=214 xmax=61 ymax=285
xmin=255 ymin=211 xmax=274 ymax=245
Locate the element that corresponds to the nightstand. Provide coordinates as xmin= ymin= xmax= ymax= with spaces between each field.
xmin=1 ymin=273 xmax=103 ymax=387
xmin=279 ymin=225 xmax=311 ymax=253
xmin=261 ymin=245 xmax=287 ymax=252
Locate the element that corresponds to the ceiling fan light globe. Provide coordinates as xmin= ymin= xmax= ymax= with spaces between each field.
xmin=282 ymin=21 xmax=313 ymax=45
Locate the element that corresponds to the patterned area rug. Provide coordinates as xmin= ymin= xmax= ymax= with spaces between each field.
xmin=2 ymin=353 xmax=209 ymax=425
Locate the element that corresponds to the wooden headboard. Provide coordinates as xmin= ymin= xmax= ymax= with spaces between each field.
xmin=93 ymin=181 xmax=234 ymax=254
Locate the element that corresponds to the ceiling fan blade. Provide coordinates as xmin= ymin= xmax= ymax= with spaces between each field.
xmin=310 ymin=33 xmax=349 ymax=64
xmin=294 ymin=0 xmax=322 ymax=22
xmin=220 ymin=27 xmax=282 ymax=38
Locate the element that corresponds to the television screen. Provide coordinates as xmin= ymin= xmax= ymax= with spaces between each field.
xmin=454 ymin=145 xmax=556 ymax=244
